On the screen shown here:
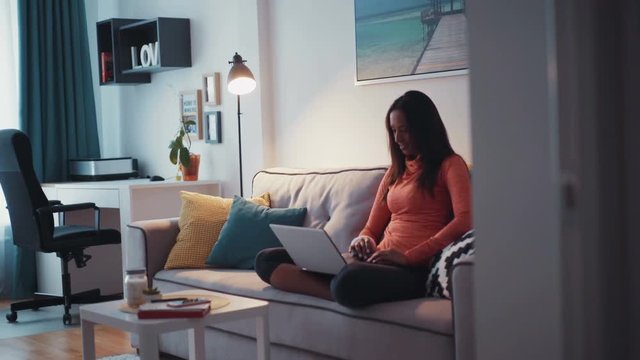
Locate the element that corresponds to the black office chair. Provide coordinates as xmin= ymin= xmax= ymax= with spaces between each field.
xmin=0 ymin=129 xmax=122 ymax=325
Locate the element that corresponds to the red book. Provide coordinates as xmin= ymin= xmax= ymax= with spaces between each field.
xmin=137 ymin=301 xmax=211 ymax=319
xmin=100 ymin=52 xmax=113 ymax=83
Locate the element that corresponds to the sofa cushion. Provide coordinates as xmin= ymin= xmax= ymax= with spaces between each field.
xmin=164 ymin=192 xmax=270 ymax=269
xmin=252 ymin=167 xmax=387 ymax=252
xmin=205 ymin=196 xmax=307 ymax=269
xmin=158 ymin=277 xmax=454 ymax=360
xmin=154 ymin=268 xmax=452 ymax=336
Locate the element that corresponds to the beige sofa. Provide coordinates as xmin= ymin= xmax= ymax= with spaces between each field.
xmin=126 ymin=167 xmax=475 ymax=360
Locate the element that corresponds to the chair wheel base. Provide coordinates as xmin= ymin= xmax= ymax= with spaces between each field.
xmin=6 ymin=311 xmax=17 ymax=323
xmin=63 ymin=313 xmax=72 ymax=325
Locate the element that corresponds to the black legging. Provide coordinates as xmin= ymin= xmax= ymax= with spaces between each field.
xmin=255 ymin=247 xmax=428 ymax=308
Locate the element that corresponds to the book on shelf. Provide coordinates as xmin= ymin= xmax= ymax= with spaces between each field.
xmin=100 ymin=51 xmax=113 ymax=83
xmin=137 ymin=300 xmax=211 ymax=319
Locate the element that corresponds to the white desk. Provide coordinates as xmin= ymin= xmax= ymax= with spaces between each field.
xmin=39 ymin=179 xmax=220 ymax=295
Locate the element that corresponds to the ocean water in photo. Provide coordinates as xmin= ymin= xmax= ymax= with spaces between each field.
xmin=356 ymin=7 xmax=425 ymax=80
xmin=355 ymin=0 xmax=466 ymax=81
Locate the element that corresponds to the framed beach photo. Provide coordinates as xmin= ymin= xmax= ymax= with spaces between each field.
xmin=179 ymin=90 xmax=203 ymax=140
xmin=202 ymin=73 xmax=221 ymax=106
xmin=203 ymin=111 xmax=222 ymax=144
xmin=354 ymin=0 xmax=468 ymax=85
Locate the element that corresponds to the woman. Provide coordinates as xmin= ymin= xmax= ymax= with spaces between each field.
xmin=255 ymin=90 xmax=472 ymax=307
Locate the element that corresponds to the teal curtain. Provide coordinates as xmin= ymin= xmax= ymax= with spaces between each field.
xmin=10 ymin=233 xmax=37 ymax=299
xmin=16 ymin=0 xmax=100 ymax=298
xmin=18 ymin=0 xmax=101 ymax=182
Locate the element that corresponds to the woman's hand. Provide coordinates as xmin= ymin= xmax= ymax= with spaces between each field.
xmin=349 ymin=236 xmax=376 ymax=260
xmin=367 ymin=248 xmax=409 ymax=266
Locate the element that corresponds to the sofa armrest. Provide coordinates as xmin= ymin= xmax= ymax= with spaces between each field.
xmin=126 ymin=218 xmax=179 ymax=286
xmin=452 ymin=259 xmax=475 ymax=360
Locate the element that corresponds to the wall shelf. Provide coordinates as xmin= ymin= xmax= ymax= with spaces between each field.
xmin=97 ymin=17 xmax=191 ymax=85
xmin=122 ymin=66 xmax=185 ymax=74
xmin=97 ymin=18 xmax=149 ymax=85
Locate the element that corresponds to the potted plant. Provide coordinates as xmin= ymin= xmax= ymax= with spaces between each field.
xmin=169 ymin=119 xmax=200 ymax=180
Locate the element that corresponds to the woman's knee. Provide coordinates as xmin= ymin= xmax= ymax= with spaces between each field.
xmin=330 ymin=264 xmax=368 ymax=308
xmin=254 ymin=247 xmax=293 ymax=284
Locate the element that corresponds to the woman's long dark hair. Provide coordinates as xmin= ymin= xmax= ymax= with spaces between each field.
xmin=384 ymin=90 xmax=454 ymax=197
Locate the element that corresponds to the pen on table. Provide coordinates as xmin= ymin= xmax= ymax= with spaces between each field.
xmin=150 ymin=297 xmax=188 ymax=303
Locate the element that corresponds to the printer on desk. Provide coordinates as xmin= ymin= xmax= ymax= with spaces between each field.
xmin=69 ymin=157 xmax=138 ymax=181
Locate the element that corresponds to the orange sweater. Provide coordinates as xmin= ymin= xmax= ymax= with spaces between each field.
xmin=360 ymin=154 xmax=472 ymax=266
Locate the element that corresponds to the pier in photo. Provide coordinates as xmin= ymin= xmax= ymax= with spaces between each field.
xmin=414 ymin=13 xmax=468 ymax=74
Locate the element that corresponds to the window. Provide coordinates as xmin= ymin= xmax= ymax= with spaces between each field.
xmin=0 ymin=0 xmax=19 ymax=297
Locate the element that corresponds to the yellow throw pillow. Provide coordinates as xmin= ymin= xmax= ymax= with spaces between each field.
xmin=164 ymin=191 xmax=270 ymax=269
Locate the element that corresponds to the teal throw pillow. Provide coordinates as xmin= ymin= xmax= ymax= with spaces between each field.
xmin=205 ymin=196 xmax=307 ymax=269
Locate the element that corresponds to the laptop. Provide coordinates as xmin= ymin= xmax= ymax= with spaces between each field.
xmin=269 ymin=224 xmax=348 ymax=275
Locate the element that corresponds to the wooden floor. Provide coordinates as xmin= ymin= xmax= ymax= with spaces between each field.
xmin=0 ymin=299 xmax=135 ymax=359
xmin=0 ymin=299 xmax=182 ymax=360
xmin=0 ymin=324 xmax=136 ymax=360
xmin=0 ymin=299 xmax=184 ymax=359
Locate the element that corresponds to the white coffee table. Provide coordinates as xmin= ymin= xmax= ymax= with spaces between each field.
xmin=80 ymin=290 xmax=269 ymax=360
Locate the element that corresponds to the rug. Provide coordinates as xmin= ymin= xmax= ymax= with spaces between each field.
xmin=0 ymin=303 xmax=80 ymax=339
xmin=99 ymin=354 xmax=182 ymax=360
xmin=98 ymin=354 xmax=140 ymax=360
xmin=99 ymin=355 xmax=139 ymax=360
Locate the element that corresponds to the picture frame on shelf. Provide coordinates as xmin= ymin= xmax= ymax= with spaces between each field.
xmin=179 ymin=90 xmax=203 ymax=140
xmin=202 ymin=73 xmax=221 ymax=106
xmin=203 ymin=111 xmax=222 ymax=144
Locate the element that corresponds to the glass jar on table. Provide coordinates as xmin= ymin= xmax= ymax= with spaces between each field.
xmin=124 ymin=268 xmax=147 ymax=308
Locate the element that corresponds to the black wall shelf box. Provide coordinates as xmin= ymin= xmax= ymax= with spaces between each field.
xmin=97 ymin=17 xmax=191 ymax=85
xmin=97 ymin=18 xmax=149 ymax=84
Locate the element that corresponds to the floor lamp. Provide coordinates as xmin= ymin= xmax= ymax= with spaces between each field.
xmin=227 ymin=52 xmax=256 ymax=197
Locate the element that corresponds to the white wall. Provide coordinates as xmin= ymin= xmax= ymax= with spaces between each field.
xmin=91 ymin=0 xmax=122 ymax=158
xmin=468 ymin=0 xmax=563 ymax=359
xmin=91 ymin=0 xmax=260 ymax=196
xmin=90 ymin=0 xmax=471 ymax=196
xmin=0 ymin=0 xmax=19 ymax=130
xmin=265 ymin=0 xmax=471 ymax=169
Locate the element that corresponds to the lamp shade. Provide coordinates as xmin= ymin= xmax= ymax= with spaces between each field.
xmin=227 ymin=53 xmax=256 ymax=95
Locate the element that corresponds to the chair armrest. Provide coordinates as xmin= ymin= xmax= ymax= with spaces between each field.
xmin=34 ymin=202 xmax=101 ymax=243
xmin=36 ymin=202 xmax=96 ymax=215
xmin=452 ymin=259 xmax=475 ymax=360
xmin=126 ymin=218 xmax=180 ymax=286
xmin=49 ymin=202 xmax=96 ymax=213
